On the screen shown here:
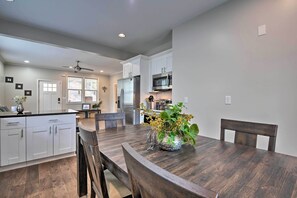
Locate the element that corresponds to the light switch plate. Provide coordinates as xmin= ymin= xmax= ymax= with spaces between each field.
xmin=184 ymin=97 xmax=189 ymax=104
xmin=225 ymin=96 xmax=231 ymax=105
xmin=258 ymin=24 xmax=266 ymax=36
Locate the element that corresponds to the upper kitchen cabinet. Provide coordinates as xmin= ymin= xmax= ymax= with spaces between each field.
xmin=121 ymin=55 xmax=148 ymax=78
xmin=150 ymin=49 xmax=172 ymax=75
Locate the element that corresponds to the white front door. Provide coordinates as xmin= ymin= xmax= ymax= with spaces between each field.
xmin=38 ymin=80 xmax=62 ymax=113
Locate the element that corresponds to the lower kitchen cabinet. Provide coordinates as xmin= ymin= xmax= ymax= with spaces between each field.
xmin=0 ymin=117 xmax=26 ymax=166
xmin=26 ymin=115 xmax=76 ymax=161
xmin=54 ymin=123 xmax=76 ymax=155
xmin=26 ymin=125 xmax=53 ymax=161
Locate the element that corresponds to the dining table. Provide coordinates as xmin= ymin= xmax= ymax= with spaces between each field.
xmin=77 ymin=119 xmax=297 ymax=198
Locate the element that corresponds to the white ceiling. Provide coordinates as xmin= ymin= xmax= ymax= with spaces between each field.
xmin=0 ymin=0 xmax=229 ymax=75
xmin=0 ymin=35 xmax=122 ymax=75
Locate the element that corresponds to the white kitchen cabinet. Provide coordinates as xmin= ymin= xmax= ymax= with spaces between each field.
xmin=121 ymin=55 xmax=143 ymax=78
xmin=150 ymin=50 xmax=172 ymax=75
xmin=26 ymin=125 xmax=53 ymax=161
xmin=54 ymin=123 xmax=76 ymax=155
xmin=26 ymin=114 xmax=76 ymax=161
xmin=1 ymin=117 xmax=26 ymax=166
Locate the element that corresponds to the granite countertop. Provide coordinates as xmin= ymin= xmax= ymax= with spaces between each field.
xmin=0 ymin=109 xmax=78 ymax=118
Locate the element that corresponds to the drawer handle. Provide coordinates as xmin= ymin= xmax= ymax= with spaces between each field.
xmin=7 ymin=122 xmax=20 ymax=125
xmin=50 ymin=126 xmax=52 ymax=134
xmin=55 ymin=126 xmax=57 ymax=134
xmin=21 ymin=129 xmax=24 ymax=138
xmin=33 ymin=130 xmax=47 ymax=133
xmin=8 ymin=133 xmax=19 ymax=136
xmin=59 ymin=127 xmax=71 ymax=130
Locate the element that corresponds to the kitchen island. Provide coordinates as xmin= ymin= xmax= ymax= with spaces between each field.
xmin=0 ymin=109 xmax=77 ymax=172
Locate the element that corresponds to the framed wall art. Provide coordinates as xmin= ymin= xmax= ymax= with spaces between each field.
xmin=24 ymin=90 xmax=32 ymax=96
xmin=5 ymin=76 xmax=13 ymax=83
xmin=15 ymin=83 xmax=23 ymax=90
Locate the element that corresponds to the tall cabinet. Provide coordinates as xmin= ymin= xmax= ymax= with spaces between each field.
xmin=0 ymin=117 xmax=26 ymax=166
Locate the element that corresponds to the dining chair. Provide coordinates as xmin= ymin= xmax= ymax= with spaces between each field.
xmin=122 ymin=142 xmax=219 ymax=198
xmin=79 ymin=125 xmax=131 ymax=198
xmin=95 ymin=112 xmax=126 ymax=131
xmin=220 ymin=119 xmax=278 ymax=152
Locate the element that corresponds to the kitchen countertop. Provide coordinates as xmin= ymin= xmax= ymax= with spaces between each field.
xmin=0 ymin=109 xmax=78 ymax=118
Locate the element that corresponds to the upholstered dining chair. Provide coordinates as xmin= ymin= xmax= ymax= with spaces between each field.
xmin=220 ymin=119 xmax=278 ymax=152
xmin=122 ymin=142 xmax=219 ymax=198
xmin=95 ymin=112 xmax=126 ymax=131
xmin=79 ymin=125 xmax=131 ymax=198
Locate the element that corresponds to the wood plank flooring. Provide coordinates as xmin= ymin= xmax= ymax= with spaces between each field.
xmin=0 ymin=157 xmax=80 ymax=198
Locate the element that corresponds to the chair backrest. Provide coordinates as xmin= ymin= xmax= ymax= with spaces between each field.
xmin=122 ymin=143 xmax=219 ymax=198
xmin=95 ymin=112 xmax=126 ymax=131
xmin=79 ymin=124 xmax=109 ymax=198
xmin=220 ymin=119 xmax=278 ymax=152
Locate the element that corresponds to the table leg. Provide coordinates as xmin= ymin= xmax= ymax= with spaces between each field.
xmin=77 ymin=133 xmax=88 ymax=197
xmin=84 ymin=111 xmax=89 ymax=118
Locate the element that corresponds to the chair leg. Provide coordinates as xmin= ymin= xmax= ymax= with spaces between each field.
xmin=91 ymin=187 xmax=96 ymax=198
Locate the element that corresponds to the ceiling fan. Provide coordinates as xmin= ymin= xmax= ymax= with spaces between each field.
xmin=62 ymin=61 xmax=94 ymax=72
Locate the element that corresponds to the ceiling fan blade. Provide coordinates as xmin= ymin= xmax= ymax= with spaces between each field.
xmin=80 ymin=67 xmax=94 ymax=71
xmin=62 ymin=66 xmax=72 ymax=68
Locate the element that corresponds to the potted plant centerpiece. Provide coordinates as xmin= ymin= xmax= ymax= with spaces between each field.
xmin=142 ymin=102 xmax=199 ymax=151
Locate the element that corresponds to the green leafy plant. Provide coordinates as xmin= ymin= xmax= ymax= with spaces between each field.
xmin=142 ymin=102 xmax=199 ymax=146
xmin=92 ymin=98 xmax=102 ymax=109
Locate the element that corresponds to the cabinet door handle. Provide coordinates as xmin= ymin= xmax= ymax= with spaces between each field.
xmin=49 ymin=126 xmax=52 ymax=134
xmin=55 ymin=126 xmax=57 ymax=134
xmin=21 ymin=129 xmax=24 ymax=138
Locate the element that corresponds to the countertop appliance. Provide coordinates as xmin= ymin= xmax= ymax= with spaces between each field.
xmin=152 ymin=72 xmax=172 ymax=91
xmin=117 ymin=76 xmax=140 ymax=125
xmin=155 ymin=99 xmax=172 ymax=110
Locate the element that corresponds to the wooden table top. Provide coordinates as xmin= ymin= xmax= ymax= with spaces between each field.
xmin=79 ymin=119 xmax=297 ymax=198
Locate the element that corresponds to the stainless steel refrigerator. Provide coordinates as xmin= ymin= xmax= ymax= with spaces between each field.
xmin=117 ymin=76 xmax=140 ymax=125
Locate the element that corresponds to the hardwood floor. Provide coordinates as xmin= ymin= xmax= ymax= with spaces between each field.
xmin=0 ymin=157 xmax=79 ymax=198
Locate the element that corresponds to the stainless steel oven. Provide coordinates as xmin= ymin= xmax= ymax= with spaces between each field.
xmin=152 ymin=72 xmax=172 ymax=91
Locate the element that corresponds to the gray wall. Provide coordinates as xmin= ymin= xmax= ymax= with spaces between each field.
xmin=172 ymin=0 xmax=297 ymax=156
xmin=0 ymin=60 xmax=4 ymax=104
xmin=4 ymin=65 xmax=111 ymax=113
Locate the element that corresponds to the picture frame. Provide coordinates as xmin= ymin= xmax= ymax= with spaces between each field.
xmin=5 ymin=76 xmax=13 ymax=83
xmin=24 ymin=90 xmax=32 ymax=96
xmin=15 ymin=83 xmax=23 ymax=90
xmin=82 ymin=103 xmax=91 ymax=110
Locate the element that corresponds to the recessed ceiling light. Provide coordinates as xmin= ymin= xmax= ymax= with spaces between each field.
xmin=6 ymin=0 xmax=14 ymax=2
xmin=100 ymin=70 xmax=104 ymax=73
xmin=118 ymin=33 xmax=126 ymax=38
xmin=69 ymin=66 xmax=73 ymax=68
xmin=24 ymin=60 xmax=30 ymax=63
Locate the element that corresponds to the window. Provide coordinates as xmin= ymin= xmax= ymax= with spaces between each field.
xmin=85 ymin=78 xmax=98 ymax=102
xmin=67 ymin=76 xmax=98 ymax=103
xmin=68 ymin=77 xmax=82 ymax=102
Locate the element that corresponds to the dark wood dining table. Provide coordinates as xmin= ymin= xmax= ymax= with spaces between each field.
xmin=77 ymin=119 xmax=297 ymax=198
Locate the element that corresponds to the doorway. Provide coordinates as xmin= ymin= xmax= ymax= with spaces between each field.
xmin=114 ymin=83 xmax=117 ymax=112
xmin=38 ymin=80 xmax=62 ymax=113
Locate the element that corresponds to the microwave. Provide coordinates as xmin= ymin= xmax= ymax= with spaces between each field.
xmin=152 ymin=72 xmax=172 ymax=91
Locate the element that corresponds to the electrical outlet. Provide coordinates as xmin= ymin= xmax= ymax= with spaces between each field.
xmin=225 ymin=96 xmax=231 ymax=105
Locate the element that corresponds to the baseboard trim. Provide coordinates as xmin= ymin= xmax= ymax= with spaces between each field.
xmin=0 ymin=152 xmax=76 ymax=172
